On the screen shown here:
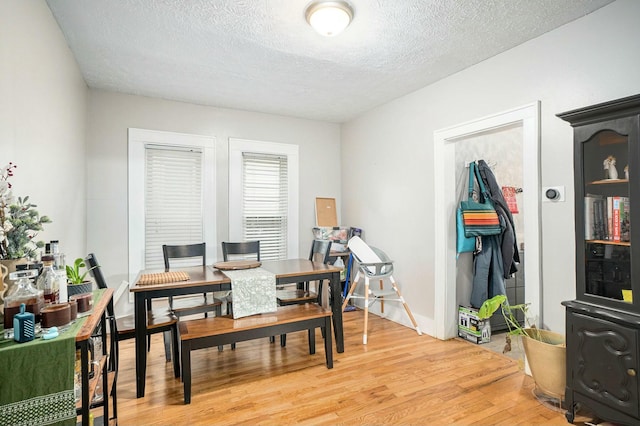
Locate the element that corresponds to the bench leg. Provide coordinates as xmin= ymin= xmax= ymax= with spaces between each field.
xmin=280 ymin=334 xmax=286 ymax=347
xmin=182 ymin=342 xmax=192 ymax=404
xmin=324 ymin=317 xmax=333 ymax=369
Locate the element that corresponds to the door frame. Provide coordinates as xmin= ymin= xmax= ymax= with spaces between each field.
xmin=433 ymin=102 xmax=542 ymax=339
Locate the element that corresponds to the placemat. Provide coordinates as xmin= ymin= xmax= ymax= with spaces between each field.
xmin=213 ymin=260 xmax=261 ymax=270
xmin=137 ymin=271 xmax=190 ymax=286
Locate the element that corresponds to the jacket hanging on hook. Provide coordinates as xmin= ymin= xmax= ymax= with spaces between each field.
xmin=476 ymin=159 xmax=520 ymax=278
xmin=469 ymin=159 xmax=520 ymax=308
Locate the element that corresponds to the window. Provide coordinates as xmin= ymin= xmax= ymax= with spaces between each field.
xmin=229 ymin=138 xmax=299 ymax=260
xmin=128 ymin=129 xmax=216 ymax=280
xmin=144 ymin=146 xmax=202 ymax=269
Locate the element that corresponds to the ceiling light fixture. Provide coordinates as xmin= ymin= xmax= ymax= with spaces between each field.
xmin=305 ymin=1 xmax=354 ymax=37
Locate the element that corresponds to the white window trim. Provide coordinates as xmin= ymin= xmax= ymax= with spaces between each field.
xmin=229 ymin=138 xmax=299 ymax=258
xmin=128 ymin=128 xmax=216 ymax=282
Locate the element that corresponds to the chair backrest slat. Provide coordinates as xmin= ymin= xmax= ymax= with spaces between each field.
xmin=162 ymin=243 xmax=206 ymax=271
xmin=221 ymin=241 xmax=260 ymax=261
xmin=84 ymin=253 xmax=115 ymax=317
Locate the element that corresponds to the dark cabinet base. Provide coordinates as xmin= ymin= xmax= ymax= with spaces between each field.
xmin=563 ymin=301 xmax=640 ymax=425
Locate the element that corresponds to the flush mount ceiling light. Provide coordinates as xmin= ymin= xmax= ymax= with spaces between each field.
xmin=305 ymin=1 xmax=354 ymax=37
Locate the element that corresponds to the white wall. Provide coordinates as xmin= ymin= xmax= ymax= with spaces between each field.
xmin=85 ymin=90 xmax=341 ymax=312
xmin=0 ymin=1 xmax=87 ymax=263
xmin=341 ymin=0 xmax=640 ymax=335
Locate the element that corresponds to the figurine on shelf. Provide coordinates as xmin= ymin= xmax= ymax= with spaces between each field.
xmin=603 ymin=155 xmax=618 ymax=180
xmin=625 ymin=165 xmax=629 ymax=180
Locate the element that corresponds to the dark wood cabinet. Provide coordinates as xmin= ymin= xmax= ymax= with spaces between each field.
xmin=558 ymin=94 xmax=640 ymax=425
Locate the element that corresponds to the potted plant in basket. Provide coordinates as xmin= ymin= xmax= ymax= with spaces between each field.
xmin=66 ymin=257 xmax=95 ymax=296
xmin=479 ymin=295 xmax=566 ymax=401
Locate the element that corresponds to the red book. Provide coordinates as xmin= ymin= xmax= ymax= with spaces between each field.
xmin=613 ymin=196 xmax=621 ymax=242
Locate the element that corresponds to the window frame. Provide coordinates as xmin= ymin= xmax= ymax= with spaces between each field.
xmin=229 ymin=138 xmax=299 ymax=259
xmin=128 ymin=128 xmax=217 ymax=282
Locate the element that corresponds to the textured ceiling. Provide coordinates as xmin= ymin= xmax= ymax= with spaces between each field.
xmin=46 ymin=0 xmax=614 ymax=123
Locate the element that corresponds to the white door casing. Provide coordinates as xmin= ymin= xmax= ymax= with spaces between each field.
xmin=433 ymin=102 xmax=541 ymax=340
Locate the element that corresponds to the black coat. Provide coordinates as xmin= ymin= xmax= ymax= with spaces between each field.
xmin=477 ymin=159 xmax=520 ymax=278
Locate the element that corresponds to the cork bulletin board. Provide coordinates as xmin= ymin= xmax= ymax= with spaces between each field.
xmin=315 ymin=197 xmax=338 ymax=227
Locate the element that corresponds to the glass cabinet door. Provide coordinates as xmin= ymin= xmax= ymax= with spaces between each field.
xmin=581 ymin=129 xmax=631 ymax=303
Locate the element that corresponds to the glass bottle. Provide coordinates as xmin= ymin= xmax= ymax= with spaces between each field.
xmin=56 ymin=253 xmax=68 ymax=303
xmin=3 ymin=269 xmax=44 ymax=331
xmin=37 ymin=255 xmax=59 ymax=305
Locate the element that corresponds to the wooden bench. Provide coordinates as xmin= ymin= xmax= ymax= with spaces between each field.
xmin=179 ymin=304 xmax=333 ymax=404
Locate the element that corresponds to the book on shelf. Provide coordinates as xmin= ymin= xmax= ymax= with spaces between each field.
xmin=584 ymin=195 xmax=596 ymax=240
xmin=584 ymin=194 xmax=630 ymax=242
xmin=612 ymin=196 xmax=621 ymax=242
xmin=607 ymin=196 xmax=613 ymax=240
xmin=620 ymin=196 xmax=630 ymax=242
xmin=585 ymin=194 xmax=605 ymax=240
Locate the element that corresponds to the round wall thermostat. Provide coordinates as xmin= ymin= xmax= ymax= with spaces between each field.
xmin=545 ymin=188 xmax=560 ymax=200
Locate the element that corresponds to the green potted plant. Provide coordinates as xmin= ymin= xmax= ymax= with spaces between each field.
xmin=66 ymin=257 xmax=95 ymax=296
xmin=479 ymin=295 xmax=566 ymax=401
xmin=0 ymin=162 xmax=51 ymax=314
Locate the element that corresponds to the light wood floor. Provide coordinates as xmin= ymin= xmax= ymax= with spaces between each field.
xmin=113 ymin=310 xmax=590 ymax=425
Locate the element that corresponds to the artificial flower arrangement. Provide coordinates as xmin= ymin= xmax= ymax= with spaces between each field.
xmin=0 ymin=162 xmax=51 ymax=260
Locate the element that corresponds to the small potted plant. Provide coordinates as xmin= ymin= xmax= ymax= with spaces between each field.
xmin=478 ymin=295 xmax=566 ymax=401
xmin=66 ymin=257 xmax=95 ymax=296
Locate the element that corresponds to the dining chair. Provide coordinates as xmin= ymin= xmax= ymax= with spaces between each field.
xmin=276 ymin=239 xmax=332 ymax=306
xmin=85 ymin=253 xmax=180 ymax=377
xmin=162 ymin=243 xmax=223 ymax=318
xmin=275 ymin=239 xmax=332 ymax=346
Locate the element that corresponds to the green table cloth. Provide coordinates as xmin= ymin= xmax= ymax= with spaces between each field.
xmin=0 ymin=289 xmax=105 ymax=426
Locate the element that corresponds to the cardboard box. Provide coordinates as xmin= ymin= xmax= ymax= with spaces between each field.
xmin=458 ymin=305 xmax=491 ymax=344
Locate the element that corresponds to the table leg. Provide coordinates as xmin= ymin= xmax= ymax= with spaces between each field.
xmin=134 ymin=293 xmax=147 ymax=398
xmin=330 ymin=270 xmax=344 ymax=353
xmin=324 ymin=315 xmax=333 ymax=368
xmin=183 ymin=340 xmax=192 ymax=404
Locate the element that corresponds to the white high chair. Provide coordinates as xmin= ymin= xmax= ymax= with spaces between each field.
xmin=341 ymin=236 xmax=421 ymax=344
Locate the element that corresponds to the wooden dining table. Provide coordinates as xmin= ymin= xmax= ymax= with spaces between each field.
xmin=130 ymin=259 xmax=344 ymax=398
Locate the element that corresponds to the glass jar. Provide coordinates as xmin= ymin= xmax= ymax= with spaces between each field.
xmin=37 ymin=255 xmax=58 ymax=305
xmin=4 ymin=269 xmax=44 ymax=330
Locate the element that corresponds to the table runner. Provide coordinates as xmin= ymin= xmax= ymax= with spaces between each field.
xmin=223 ymin=268 xmax=276 ymax=319
xmin=0 ymin=289 xmax=106 ymax=426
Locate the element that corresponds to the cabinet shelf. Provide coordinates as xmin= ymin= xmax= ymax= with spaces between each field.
xmin=586 ymin=239 xmax=631 ymax=246
xmin=588 ymin=178 xmax=628 ymax=185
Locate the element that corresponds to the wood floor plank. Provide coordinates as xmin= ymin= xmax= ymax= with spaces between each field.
xmin=113 ymin=309 xmax=592 ymax=425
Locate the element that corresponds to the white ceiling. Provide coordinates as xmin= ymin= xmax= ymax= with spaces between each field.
xmin=46 ymin=0 xmax=614 ymax=123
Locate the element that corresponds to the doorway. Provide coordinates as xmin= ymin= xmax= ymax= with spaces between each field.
xmin=433 ymin=102 xmax=542 ymax=340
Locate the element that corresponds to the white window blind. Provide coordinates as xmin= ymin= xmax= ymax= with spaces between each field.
xmin=242 ymin=152 xmax=288 ymax=260
xmin=144 ymin=145 xmax=203 ymax=269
